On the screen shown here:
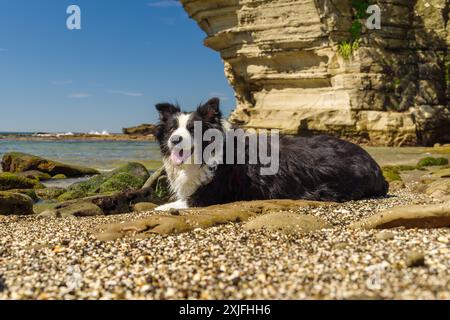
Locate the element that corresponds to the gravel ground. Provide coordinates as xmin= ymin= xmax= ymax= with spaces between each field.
xmin=0 ymin=188 xmax=449 ymax=300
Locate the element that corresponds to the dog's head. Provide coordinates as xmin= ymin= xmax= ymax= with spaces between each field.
xmin=155 ymin=97 xmax=223 ymax=166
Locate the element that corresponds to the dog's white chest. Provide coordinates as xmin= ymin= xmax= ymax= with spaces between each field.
xmin=163 ymin=159 xmax=214 ymax=201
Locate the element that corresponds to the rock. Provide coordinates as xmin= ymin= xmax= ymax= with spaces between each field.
xmin=57 ymin=162 xmax=150 ymax=201
xmin=431 ymin=167 xmax=450 ymax=178
xmin=98 ymin=172 xmax=145 ymax=194
xmin=243 ymin=212 xmax=330 ymax=234
xmin=405 ymin=251 xmax=426 ymax=268
xmin=375 ymin=230 xmax=395 ymax=241
xmin=52 ymin=174 xmax=67 ymax=180
xmin=180 ymin=0 xmax=450 ymax=145
xmin=36 ymin=188 xmax=66 ymax=200
xmin=133 ymin=202 xmax=158 ymax=212
xmin=0 ymin=192 xmax=34 ymax=215
xmin=38 ymin=202 xmax=104 ymax=218
xmin=349 ymin=202 xmax=450 ymax=230
xmin=94 ymin=199 xmax=330 ymax=240
xmin=0 ymin=172 xmax=44 ymax=191
xmin=7 ymin=189 xmax=38 ymax=202
xmin=425 ymin=179 xmax=450 ymax=199
xmin=122 ymin=124 xmax=157 ymax=136
xmin=1 ymin=152 xmax=99 ymax=177
xmin=417 ymin=157 xmax=449 ymax=168
xmin=16 ymin=170 xmax=52 ymax=181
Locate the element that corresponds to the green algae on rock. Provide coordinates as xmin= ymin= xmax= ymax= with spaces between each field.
xmin=417 ymin=157 xmax=449 ymax=168
xmin=57 ymin=162 xmax=150 ymax=201
xmin=0 ymin=172 xmax=44 ymax=191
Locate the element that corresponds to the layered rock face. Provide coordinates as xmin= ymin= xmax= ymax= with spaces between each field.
xmin=180 ymin=0 xmax=450 ymax=145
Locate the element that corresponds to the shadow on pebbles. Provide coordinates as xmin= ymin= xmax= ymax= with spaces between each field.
xmin=0 ymin=189 xmax=449 ymax=299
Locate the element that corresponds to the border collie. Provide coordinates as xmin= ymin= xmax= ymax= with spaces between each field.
xmin=154 ymin=98 xmax=388 ymax=210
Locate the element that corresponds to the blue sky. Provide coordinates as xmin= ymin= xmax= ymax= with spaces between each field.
xmin=0 ymin=0 xmax=235 ymax=133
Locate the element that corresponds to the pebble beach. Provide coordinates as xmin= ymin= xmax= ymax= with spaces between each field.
xmin=1 ymin=187 xmax=448 ymax=300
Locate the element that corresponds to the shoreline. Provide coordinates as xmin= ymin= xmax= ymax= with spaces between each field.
xmin=0 ymin=134 xmax=156 ymax=142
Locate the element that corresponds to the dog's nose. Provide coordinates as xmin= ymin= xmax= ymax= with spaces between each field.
xmin=170 ymin=135 xmax=183 ymax=145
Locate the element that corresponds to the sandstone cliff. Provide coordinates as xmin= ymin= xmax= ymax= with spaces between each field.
xmin=180 ymin=0 xmax=450 ymax=146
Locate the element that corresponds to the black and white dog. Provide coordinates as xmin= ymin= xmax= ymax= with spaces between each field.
xmin=154 ymin=98 xmax=388 ymax=210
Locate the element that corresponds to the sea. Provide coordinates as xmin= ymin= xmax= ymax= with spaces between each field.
xmin=0 ymin=133 xmax=162 ymax=187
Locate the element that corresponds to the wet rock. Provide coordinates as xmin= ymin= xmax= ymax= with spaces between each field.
xmin=0 ymin=172 xmax=44 ymax=191
xmin=133 ymin=202 xmax=158 ymax=212
xmin=1 ymin=152 xmax=99 ymax=177
xmin=16 ymin=170 xmax=52 ymax=181
xmin=243 ymin=212 xmax=330 ymax=234
xmin=38 ymin=202 xmax=104 ymax=218
xmin=95 ymin=199 xmax=330 ymax=240
xmin=406 ymin=251 xmax=426 ymax=268
xmin=0 ymin=192 xmax=34 ymax=215
xmin=350 ymin=202 xmax=450 ymax=230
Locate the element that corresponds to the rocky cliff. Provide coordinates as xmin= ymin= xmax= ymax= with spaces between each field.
xmin=180 ymin=0 xmax=450 ymax=146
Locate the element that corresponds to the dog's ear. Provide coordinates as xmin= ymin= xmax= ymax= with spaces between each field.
xmin=197 ymin=98 xmax=221 ymax=123
xmin=155 ymin=103 xmax=180 ymax=121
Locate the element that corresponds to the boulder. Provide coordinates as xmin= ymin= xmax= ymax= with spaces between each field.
xmin=7 ymin=189 xmax=38 ymax=202
xmin=243 ymin=212 xmax=330 ymax=234
xmin=0 ymin=172 xmax=44 ymax=191
xmin=350 ymin=202 xmax=450 ymax=229
xmin=57 ymin=162 xmax=150 ymax=201
xmin=16 ymin=170 xmax=52 ymax=181
xmin=0 ymin=192 xmax=34 ymax=215
xmin=1 ymin=152 xmax=99 ymax=177
xmin=38 ymin=202 xmax=104 ymax=218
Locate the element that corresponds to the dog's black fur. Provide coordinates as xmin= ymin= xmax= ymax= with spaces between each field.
xmin=156 ymin=98 xmax=389 ymax=207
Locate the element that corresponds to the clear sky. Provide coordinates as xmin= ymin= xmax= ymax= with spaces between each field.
xmin=0 ymin=0 xmax=235 ymax=133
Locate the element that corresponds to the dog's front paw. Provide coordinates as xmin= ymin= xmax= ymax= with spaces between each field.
xmin=155 ymin=200 xmax=189 ymax=211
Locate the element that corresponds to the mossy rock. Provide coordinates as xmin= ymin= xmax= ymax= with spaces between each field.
xmin=52 ymin=174 xmax=67 ymax=180
xmin=417 ymin=157 xmax=449 ymax=168
xmin=0 ymin=191 xmax=34 ymax=215
xmin=1 ymin=152 xmax=99 ymax=177
xmin=99 ymin=172 xmax=144 ymax=194
xmin=36 ymin=187 xmax=66 ymax=200
xmin=57 ymin=189 xmax=88 ymax=202
xmin=6 ymin=189 xmax=38 ymax=202
xmin=16 ymin=170 xmax=52 ymax=181
xmin=106 ymin=162 xmax=150 ymax=182
xmin=57 ymin=162 xmax=149 ymax=201
xmin=0 ymin=172 xmax=44 ymax=191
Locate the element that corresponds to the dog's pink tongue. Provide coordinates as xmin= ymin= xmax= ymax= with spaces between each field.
xmin=170 ymin=149 xmax=186 ymax=166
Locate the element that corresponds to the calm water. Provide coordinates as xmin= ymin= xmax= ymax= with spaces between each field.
xmin=0 ymin=139 xmax=162 ymax=172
